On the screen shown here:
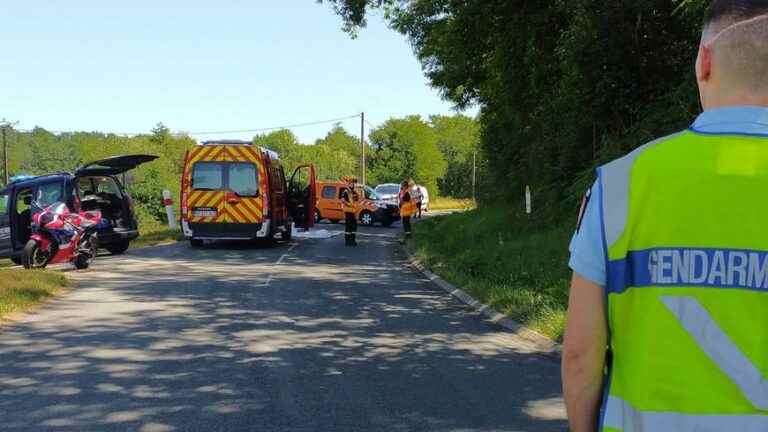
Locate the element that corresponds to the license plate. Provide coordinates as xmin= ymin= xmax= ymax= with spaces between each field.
xmin=192 ymin=207 xmax=217 ymax=217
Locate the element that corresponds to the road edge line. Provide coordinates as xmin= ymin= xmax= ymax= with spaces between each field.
xmin=404 ymin=248 xmax=562 ymax=357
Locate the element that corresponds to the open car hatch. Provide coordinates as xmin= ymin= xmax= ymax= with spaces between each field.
xmin=75 ymin=155 xmax=159 ymax=176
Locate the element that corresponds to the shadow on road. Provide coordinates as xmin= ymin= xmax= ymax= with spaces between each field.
xmin=0 ymin=239 xmax=567 ymax=432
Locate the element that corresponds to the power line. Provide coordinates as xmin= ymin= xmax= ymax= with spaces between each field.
xmin=188 ymin=114 xmax=363 ymax=136
xmin=12 ymin=113 xmax=365 ymax=137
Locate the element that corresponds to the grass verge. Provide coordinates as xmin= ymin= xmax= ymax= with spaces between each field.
xmin=409 ymin=206 xmax=572 ymax=341
xmin=132 ymin=224 xmax=184 ymax=249
xmin=429 ymin=197 xmax=476 ymax=211
xmin=0 ymin=269 xmax=68 ymax=319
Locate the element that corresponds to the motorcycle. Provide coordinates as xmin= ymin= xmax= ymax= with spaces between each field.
xmin=22 ymin=201 xmax=107 ymax=270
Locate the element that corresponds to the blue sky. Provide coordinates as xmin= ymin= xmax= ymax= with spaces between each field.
xmin=0 ymin=1 xmax=475 ymax=144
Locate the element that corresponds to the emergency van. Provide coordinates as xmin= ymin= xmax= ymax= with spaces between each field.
xmin=180 ymin=140 xmax=316 ymax=246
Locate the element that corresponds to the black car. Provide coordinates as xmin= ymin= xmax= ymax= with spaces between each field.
xmin=0 ymin=155 xmax=157 ymax=263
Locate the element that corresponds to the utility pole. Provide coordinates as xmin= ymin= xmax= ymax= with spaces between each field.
xmin=472 ymin=151 xmax=477 ymax=202
xmin=360 ymin=112 xmax=366 ymax=186
xmin=0 ymin=119 xmax=17 ymax=186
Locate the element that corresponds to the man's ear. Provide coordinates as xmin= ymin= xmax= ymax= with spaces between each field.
xmin=697 ymin=44 xmax=712 ymax=82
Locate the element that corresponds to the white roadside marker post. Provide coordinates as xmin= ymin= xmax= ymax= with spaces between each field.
xmin=162 ymin=190 xmax=177 ymax=229
xmin=525 ymin=185 xmax=532 ymax=215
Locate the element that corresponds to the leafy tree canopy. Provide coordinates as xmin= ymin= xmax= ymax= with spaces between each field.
xmin=322 ymin=0 xmax=709 ymax=222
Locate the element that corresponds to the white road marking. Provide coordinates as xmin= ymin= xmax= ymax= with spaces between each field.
xmin=265 ymin=244 xmax=297 ymax=287
xmin=356 ymin=232 xmax=399 ymax=239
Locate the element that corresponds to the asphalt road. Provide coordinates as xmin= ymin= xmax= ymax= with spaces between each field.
xmin=0 ymin=219 xmax=567 ymax=432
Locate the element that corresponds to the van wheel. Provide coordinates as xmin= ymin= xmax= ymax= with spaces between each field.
xmin=360 ymin=211 xmax=374 ymax=226
xmin=105 ymin=240 xmax=130 ymax=255
xmin=190 ymin=239 xmax=204 ymax=248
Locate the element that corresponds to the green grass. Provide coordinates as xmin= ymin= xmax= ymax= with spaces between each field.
xmin=429 ymin=197 xmax=477 ymax=211
xmin=409 ymin=206 xmax=572 ymax=340
xmin=132 ymin=224 xmax=184 ymax=249
xmin=0 ymin=269 xmax=68 ymax=318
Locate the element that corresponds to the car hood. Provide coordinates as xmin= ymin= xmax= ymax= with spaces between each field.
xmin=75 ymin=154 xmax=159 ymax=176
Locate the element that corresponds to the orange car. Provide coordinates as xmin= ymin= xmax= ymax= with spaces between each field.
xmin=315 ymin=180 xmax=399 ymax=227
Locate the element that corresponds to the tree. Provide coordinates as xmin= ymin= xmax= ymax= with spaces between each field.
xmin=368 ymin=115 xmax=446 ymax=196
xmin=323 ymin=0 xmax=706 ymax=221
xmin=315 ymin=124 xmax=360 ymax=160
xmin=431 ymin=114 xmax=480 ymax=198
xmin=8 ymin=124 xmax=195 ymax=225
xmin=315 ymin=124 xmax=364 ymax=178
xmin=254 ymin=129 xmax=357 ymax=182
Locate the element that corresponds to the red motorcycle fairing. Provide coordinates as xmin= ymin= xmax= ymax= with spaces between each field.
xmin=30 ymin=233 xmax=51 ymax=253
xmin=26 ymin=202 xmax=103 ymax=268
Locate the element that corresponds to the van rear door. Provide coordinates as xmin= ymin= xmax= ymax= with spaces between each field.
xmin=288 ymin=165 xmax=316 ymax=229
xmin=187 ymin=159 xmax=228 ymax=224
xmin=221 ymin=146 xmax=265 ymax=225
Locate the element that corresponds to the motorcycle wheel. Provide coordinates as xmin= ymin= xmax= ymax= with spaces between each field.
xmin=22 ymin=240 xmax=49 ymax=270
xmin=74 ymin=234 xmax=98 ymax=270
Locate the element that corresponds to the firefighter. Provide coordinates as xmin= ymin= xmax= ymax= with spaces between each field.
xmin=399 ymin=180 xmax=415 ymax=241
xmin=341 ymin=177 xmax=359 ymax=247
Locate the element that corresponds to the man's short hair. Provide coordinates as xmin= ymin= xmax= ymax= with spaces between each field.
xmin=706 ymin=0 xmax=768 ymax=25
xmin=705 ymin=0 xmax=768 ymax=91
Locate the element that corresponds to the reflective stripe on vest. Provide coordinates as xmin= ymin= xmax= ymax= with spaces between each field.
xmin=401 ymin=200 xmax=415 ymax=216
xmin=603 ymin=396 xmax=768 ymax=432
xmin=342 ymin=187 xmax=356 ymax=213
xmin=599 ymin=130 xmax=768 ymax=431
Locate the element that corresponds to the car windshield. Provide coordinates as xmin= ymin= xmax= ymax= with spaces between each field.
xmin=36 ymin=182 xmax=64 ymax=207
xmin=364 ymin=186 xmax=379 ymax=200
xmin=376 ymin=185 xmax=399 ymax=196
xmin=34 ymin=201 xmax=68 ymax=215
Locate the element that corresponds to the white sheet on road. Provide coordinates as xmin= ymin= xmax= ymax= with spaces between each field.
xmin=292 ymin=227 xmax=342 ymax=239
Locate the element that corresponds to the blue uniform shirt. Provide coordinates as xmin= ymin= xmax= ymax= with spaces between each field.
xmin=569 ymin=106 xmax=768 ymax=286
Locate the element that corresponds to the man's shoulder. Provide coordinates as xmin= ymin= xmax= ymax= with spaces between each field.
xmin=599 ymin=130 xmax=688 ymax=172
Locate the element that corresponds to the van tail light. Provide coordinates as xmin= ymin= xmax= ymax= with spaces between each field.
xmin=181 ymin=192 xmax=188 ymax=218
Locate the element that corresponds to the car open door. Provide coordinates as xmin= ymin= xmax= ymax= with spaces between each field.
xmin=0 ymin=190 xmax=11 ymax=258
xmin=75 ymin=155 xmax=159 ymax=177
xmin=287 ymin=164 xmax=316 ymax=229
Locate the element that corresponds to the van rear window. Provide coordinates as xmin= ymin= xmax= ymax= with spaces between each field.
xmin=191 ymin=162 xmax=259 ymax=196
xmin=229 ymin=163 xmax=258 ymax=197
xmin=193 ymin=162 xmax=225 ymax=191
